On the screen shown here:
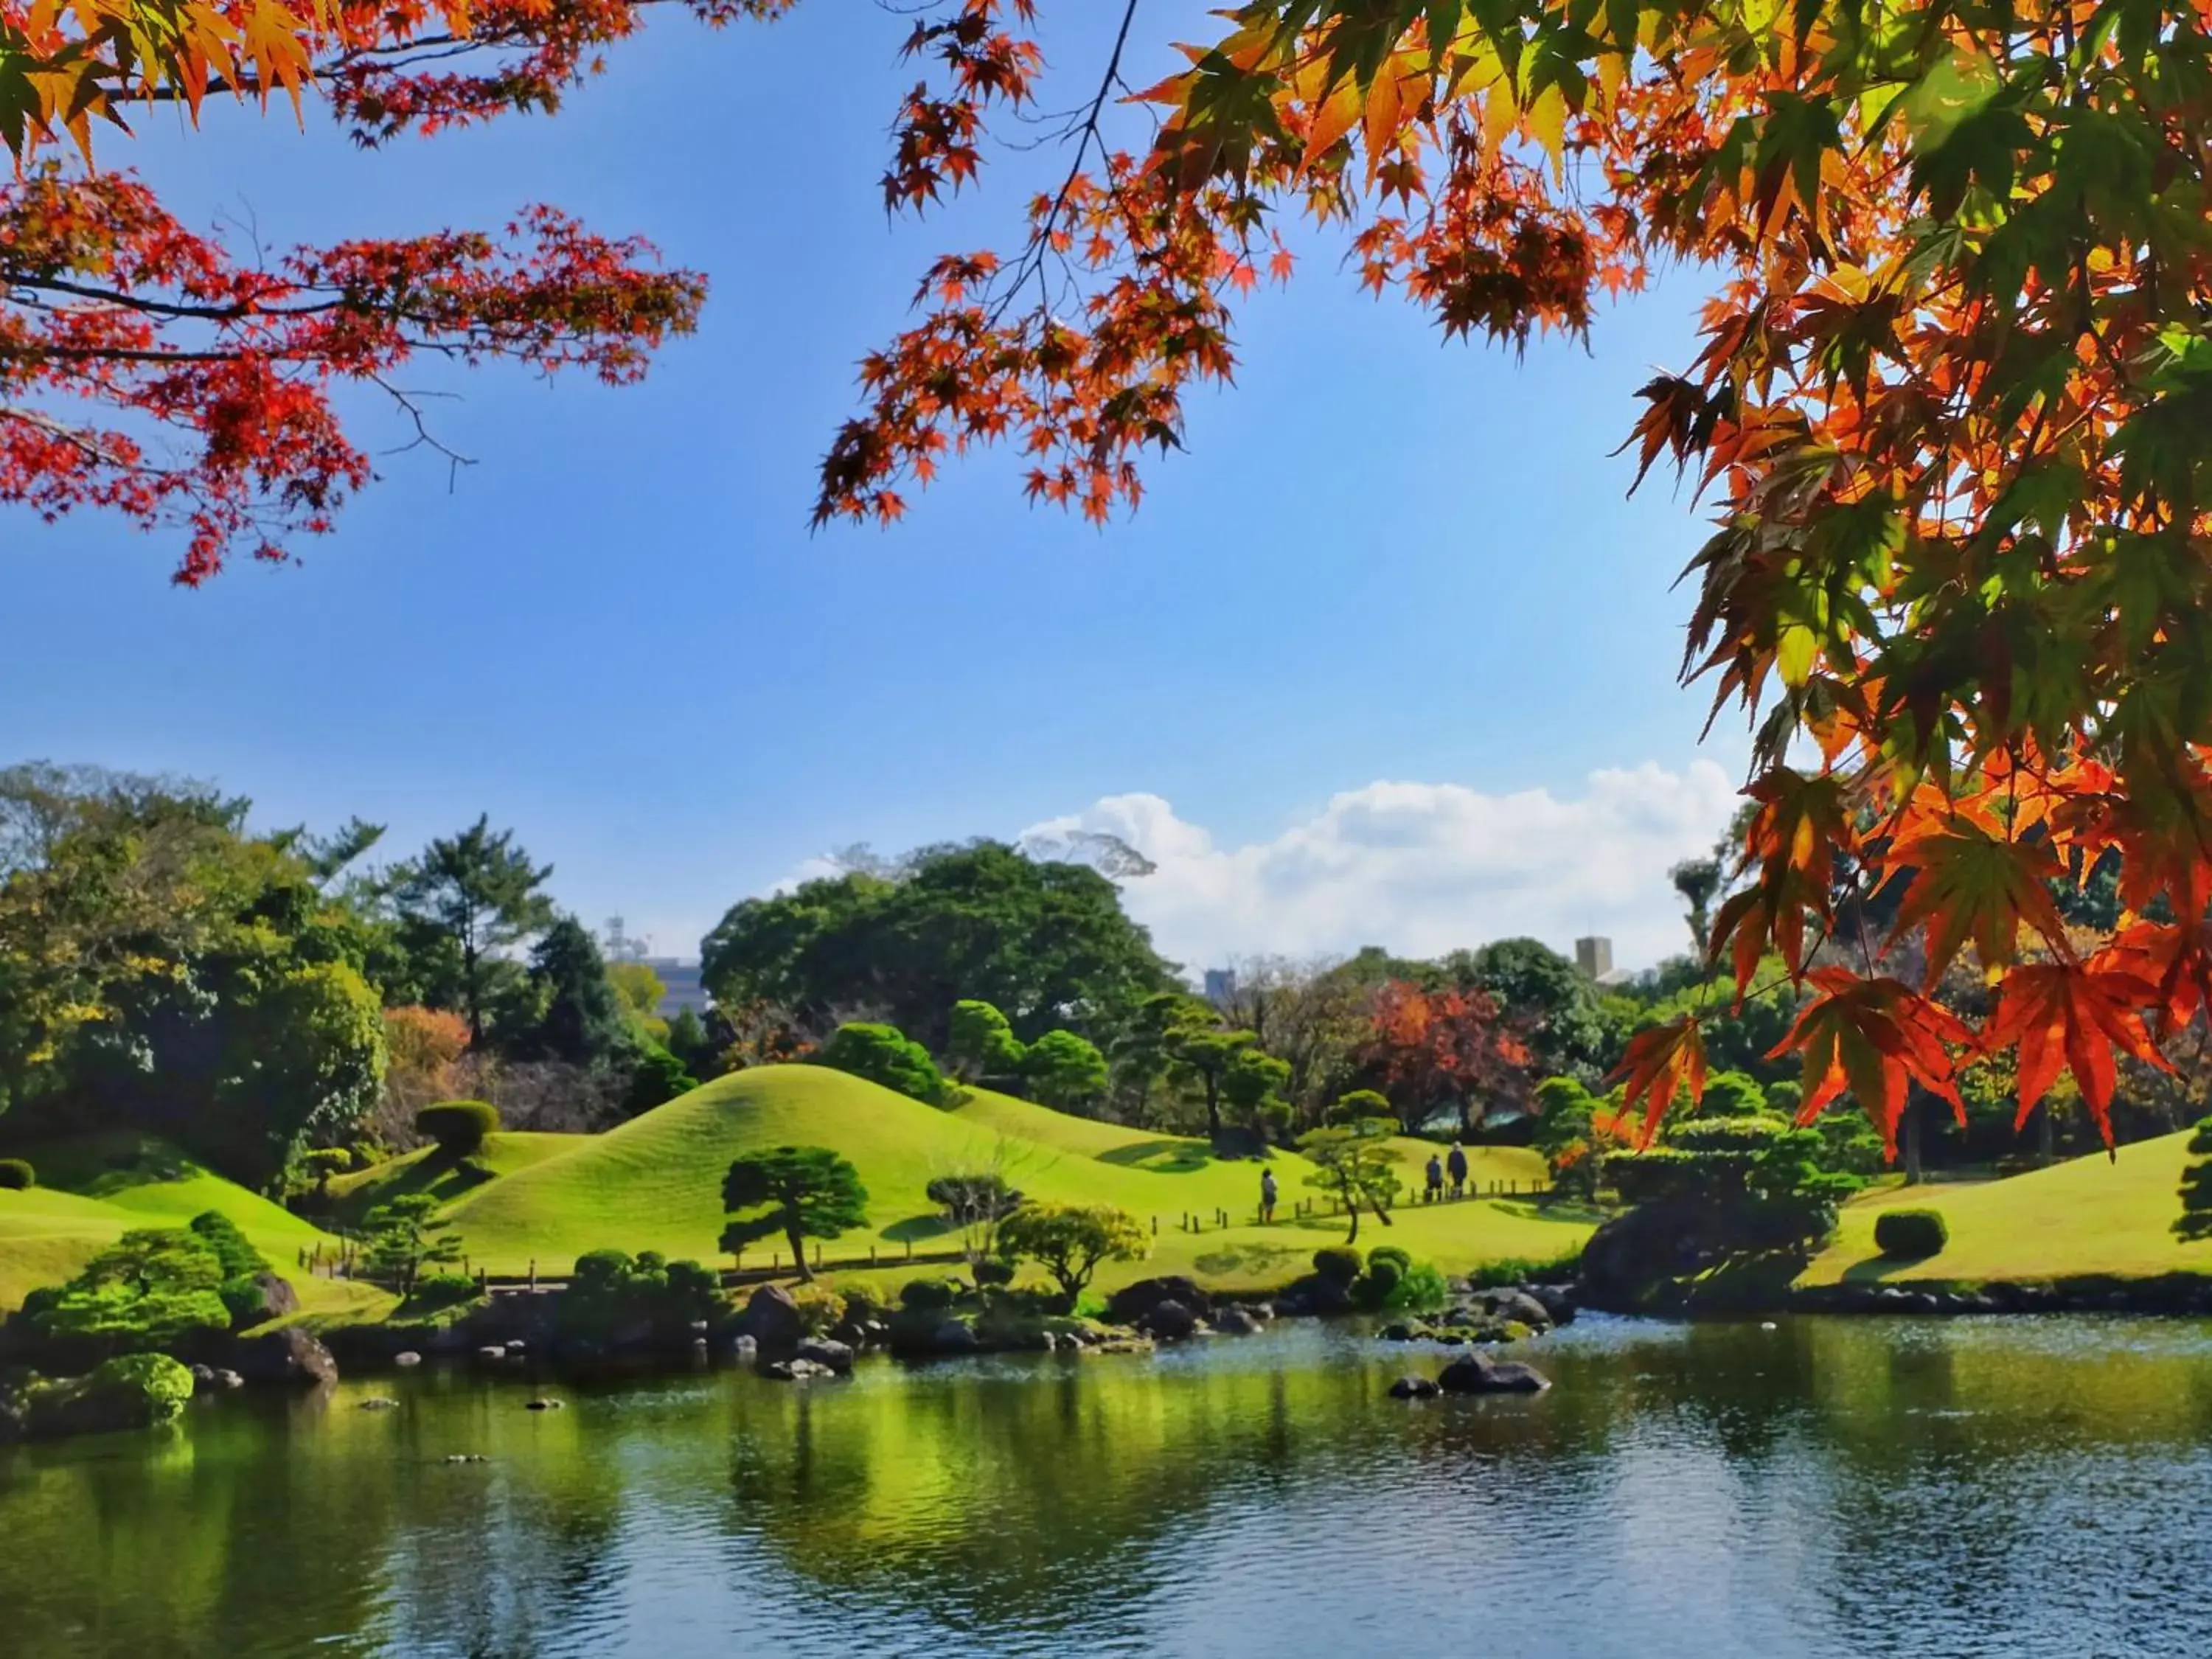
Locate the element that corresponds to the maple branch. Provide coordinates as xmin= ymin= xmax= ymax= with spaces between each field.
xmin=990 ymin=0 xmax=1142 ymax=326
xmin=0 ymin=403 xmax=149 ymax=470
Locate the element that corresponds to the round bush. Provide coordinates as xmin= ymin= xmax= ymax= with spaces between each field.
xmin=407 ymin=1271 xmax=482 ymax=1311
xmin=1874 ymin=1208 xmax=1949 ymax=1259
xmin=900 ymin=1276 xmax=959 ymax=1312
xmin=1366 ymin=1245 xmax=1413 ymax=1278
xmin=0 ymin=1158 xmax=34 ymax=1190
xmin=1352 ymin=1256 xmax=1404 ymax=1310
xmin=414 ymin=1100 xmax=501 ymax=1155
xmin=1312 ymin=1245 xmax=1365 ymax=1284
xmin=971 ymin=1258 xmax=1015 ymax=1288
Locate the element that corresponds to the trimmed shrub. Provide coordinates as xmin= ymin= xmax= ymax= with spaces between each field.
xmin=189 ymin=1211 xmax=268 ymax=1281
xmin=1312 ymin=1245 xmax=1365 ymax=1284
xmin=1366 ymin=1245 xmax=1413 ymax=1278
xmin=302 ymin=1149 xmax=352 ymax=1183
xmin=1352 ymin=1256 xmax=1404 ymax=1310
xmin=0 ymin=1158 xmax=33 ymax=1189
xmin=900 ymin=1276 xmax=960 ymax=1312
xmin=1874 ymin=1208 xmax=1949 ymax=1259
xmin=406 ymin=1271 xmax=483 ymax=1312
xmin=414 ymin=1100 xmax=501 ymax=1155
xmin=789 ymin=1281 xmax=847 ymax=1335
xmin=971 ymin=1258 xmax=1015 ymax=1288
xmin=817 ymin=1022 xmax=948 ymax=1105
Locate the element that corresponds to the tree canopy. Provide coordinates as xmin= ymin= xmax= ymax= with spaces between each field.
xmin=720 ymin=1145 xmax=869 ymax=1280
xmin=700 ymin=841 xmax=1175 ymax=1049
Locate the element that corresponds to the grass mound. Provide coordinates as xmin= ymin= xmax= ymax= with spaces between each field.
xmin=325 ymin=1131 xmax=586 ymax=1225
xmin=1801 ymin=1128 xmax=2212 ymax=1286
xmin=0 ymin=1134 xmax=339 ymax=1310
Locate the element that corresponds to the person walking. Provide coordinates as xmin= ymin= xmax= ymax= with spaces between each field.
xmin=1259 ymin=1166 xmax=1279 ymax=1225
xmin=1425 ymin=1152 xmax=1445 ymax=1203
xmin=1447 ymin=1141 xmax=1470 ymax=1199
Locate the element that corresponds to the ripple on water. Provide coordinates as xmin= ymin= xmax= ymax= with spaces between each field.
xmin=6 ymin=1315 xmax=2212 ymax=1657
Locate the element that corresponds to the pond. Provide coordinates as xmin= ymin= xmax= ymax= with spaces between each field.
xmin=3 ymin=1314 xmax=2210 ymax=1658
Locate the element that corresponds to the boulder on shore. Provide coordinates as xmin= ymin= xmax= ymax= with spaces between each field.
xmin=1138 ymin=1299 xmax=1201 ymax=1341
xmin=1107 ymin=1277 xmax=1214 ymax=1326
xmin=1388 ymin=1375 xmax=1440 ymax=1400
xmin=229 ymin=1326 xmax=338 ymax=1388
xmin=232 ymin=1273 xmax=300 ymax=1326
xmin=1211 ymin=1306 xmax=1263 ymax=1336
xmin=740 ymin=1284 xmax=804 ymax=1350
xmin=931 ymin=1319 xmax=981 ymax=1355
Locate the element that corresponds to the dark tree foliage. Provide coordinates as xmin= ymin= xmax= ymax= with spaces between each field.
xmin=506 ymin=916 xmax=630 ymax=1068
xmin=720 ymin=1146 xmax=869 ymax=1281
xmin=389 ymin=816 xmax=556 ymax=1046
xmin=700 ymin=841 xmax=1175 ymax=1050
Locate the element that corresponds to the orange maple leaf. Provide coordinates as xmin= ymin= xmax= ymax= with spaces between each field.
xmin=1767 ymin=970 xmax=1973 ymax=1155
xmin=1609 ymin=1015 xmax=1706 ymax=1145
xmin=1980 ymin=961 xmax=2171 ymax=1147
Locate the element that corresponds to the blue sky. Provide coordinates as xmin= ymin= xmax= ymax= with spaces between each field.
xmin=3 ymin=3 xmax=1747 ymax=973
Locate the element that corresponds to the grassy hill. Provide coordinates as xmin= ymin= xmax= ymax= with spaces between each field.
xmin=1801 ymin=1128 xmax=2212 ymax=1286
xmin=0 ymin=1134 xmax=346 ymax=1311
xmin=438 ymin=1065 xmax=1589 ymax=1291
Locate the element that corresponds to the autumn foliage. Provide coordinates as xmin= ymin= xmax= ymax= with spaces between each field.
xmin=1359 ymin=980 xmax=1530 ymax=1131
xmin=803 ymin=0 xmax=2212 ymax=1159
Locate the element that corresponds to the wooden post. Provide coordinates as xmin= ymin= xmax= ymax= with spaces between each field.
xmin=528 ymin=1259 xmax=538 ymax=1292
xmin=905 ymin=1239 xmax=914 ymax=1261
xmin=870 ymin=1244 xmax=878 ymax=1267
xmin=771 ymin=1252 xmax=779 ymax=1273
xmin=814 ymin=1243 xmax=822 ymax=1272
xmin=1152 ymin=1215 xmax=1160 ymax=1235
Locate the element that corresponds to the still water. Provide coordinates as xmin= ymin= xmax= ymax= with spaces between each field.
xmin=3 ymin=1315 xmax=2209 ymax=1658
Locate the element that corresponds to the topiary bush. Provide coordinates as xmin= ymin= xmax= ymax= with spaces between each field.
xmin=789 ymin=1281 xmax=847 ymax=1335
xmin=0 ymin=1158 xmax=33 ymax=1190
xmin=189 ymin=1211 xmax=268 ymax=1281
xmin=1366 ymin=1245 xmax=1413 ymax=1278
xmin=1352 ymin=1256 xmax=1404 ymax=1310
xmin=1312 ymin=1245 xmax=1365 ymax=1284
xmin=1874 ymin=1208 xmax=1949 ymax=1259
xmin=970 ymin=1257 xmax=1015 ymax=1288
xmin=414 ymin=1100 xmax=501 ymax=1156
xmin=817 ymin=1022 xmax=949 ymax=1105
xmin=405 ymin=1271 xmax=483 ymax=1312
xmin=900 ymin=1276 xmax=960 ymax=1312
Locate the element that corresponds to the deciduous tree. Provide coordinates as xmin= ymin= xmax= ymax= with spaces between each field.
xmin=996 ymin=1201 xmax=1147 ymax=1303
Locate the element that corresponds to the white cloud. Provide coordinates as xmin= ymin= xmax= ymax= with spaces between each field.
xmin=1018 ymin=761 xmax=1742 ymax=977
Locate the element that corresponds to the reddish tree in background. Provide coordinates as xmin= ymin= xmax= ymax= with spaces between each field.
xmin=1358 ymin=980 xmax=1531 ymax=1140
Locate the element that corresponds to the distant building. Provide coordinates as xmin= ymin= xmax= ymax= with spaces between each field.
xmin=602 ymin=917 xmax=709 ymax=1018
xmin=1203 ymin=967 xmax=1239 ymax=1008
xmin=644 ymin=958 xmax=709 ymax=1018
xmin=1574 ymin=936 xmax=1615 ymax=981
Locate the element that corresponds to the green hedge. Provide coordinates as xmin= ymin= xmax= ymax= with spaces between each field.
xmin=414 ymin=1101 xmax=501 ymax=1155
xmin=1312 ymin=1245 xmax=1364 ymax=1284
xmin=0 ymin=1158 xmax=33 ymax=1190
xmin=1874 ymin=1208 xmax=1948 ymax=1259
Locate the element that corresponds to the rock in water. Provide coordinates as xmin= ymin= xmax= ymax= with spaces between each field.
xmin=359 ymin=1397 xmax=399 ymax=1411
xmin=794 ymin=1338 xmax=855 ymax=1375
xmin=1388 ymin=1375 xmax=1441 ymax=1400
xmin=393 ymin=1352 xmax=423 ymax=1368
xmin=742 ymin=1284 xmax=805 ymax=1349
xmin=1436 ymin=1352 xmax=1551 ymax=1395
xmin=932 ymin=1320 xmax=981 ymax=1355
xmin=1211 ymin=1306 xmax=1263 ymax=1336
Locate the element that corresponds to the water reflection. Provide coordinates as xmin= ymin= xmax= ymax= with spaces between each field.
xmin=4 ymin=1315 xmax=2211 ymax=1658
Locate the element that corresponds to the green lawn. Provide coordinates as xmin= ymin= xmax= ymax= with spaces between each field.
xmin=1801 ymin=1127 xmax=2212 ymax=1286
xmin=436 ymin=1065 xmax=1591 ymax=1291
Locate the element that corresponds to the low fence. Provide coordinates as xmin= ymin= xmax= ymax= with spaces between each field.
xmin=297 ymin=1176 xmax=1558 ymax=1294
